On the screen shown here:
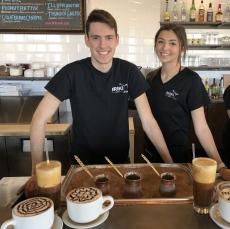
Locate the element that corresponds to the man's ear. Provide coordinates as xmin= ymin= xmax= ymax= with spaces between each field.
xmin=85 ymin=35 xmax=89 ymax=47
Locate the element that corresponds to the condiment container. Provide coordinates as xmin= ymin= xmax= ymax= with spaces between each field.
xmin=9 ymin=65 xmax=23 ymax=76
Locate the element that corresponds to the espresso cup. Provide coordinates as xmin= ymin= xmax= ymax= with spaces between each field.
xmin=192 ymin=157 xmax=217 ymax=214
xmin=217 ymin=181 xmax=230 ymax=223
xmin=95 ymin=174 xmax=110 ymax=195
xmin=123 ymin=171 xmax=142 ymax=198
xmin=1 ymin=197 xmax=54 ymax=229
xmin=159 ymin=172 xmax=176 ymax=197
xmin=66 ymin=187 xmax=114 ymax=223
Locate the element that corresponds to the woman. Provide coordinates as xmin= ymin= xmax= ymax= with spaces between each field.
xmin=145 ymin=23 xmax=225 ymax=170
xmin=222 ymin=86 xmax=230 ymax=167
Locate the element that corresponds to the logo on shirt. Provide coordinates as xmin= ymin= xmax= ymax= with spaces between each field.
xmin=112 ymin=83 xmax=128 ymax=94
xmin=165 ymin=90 xmax=179 ymax=100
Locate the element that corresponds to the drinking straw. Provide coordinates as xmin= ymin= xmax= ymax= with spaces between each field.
xmin=74 ymin=155 xmax=94 ymax=178
xmin=141 ymin=154 xmax=160 ymax=177
xmin=104 ymin=156 xmax=123 ymax=178
xmin=45 ymin=138 xmax=50 ymax=164
xmin=192 ymin=143 xmax=196 ymax=159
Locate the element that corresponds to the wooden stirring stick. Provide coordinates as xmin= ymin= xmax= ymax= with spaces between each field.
xmin=104 ymin=156 xmax=123 ymax=178
xmin=141 ymin=154 xmax=160 ymax=177
xmin=74 ymin=155 xmax=94 ymax=178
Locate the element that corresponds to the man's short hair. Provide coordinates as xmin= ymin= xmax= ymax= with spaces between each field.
xmin=85 ymin=9 xmax=117 ymax=36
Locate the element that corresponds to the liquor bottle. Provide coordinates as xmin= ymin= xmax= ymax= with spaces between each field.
xmin=210 ymin=78 xmax=219 ymax=99
xmin=172 ymin=0 xmax=179 ymax=22
xmin=189 ymin=0 xmax=196 ymax=22
xmin=163 ymin=0 xmax=171 ymax=22
xmin=215 ymin=4 xmax=223 ymax=22
xmin=204 ymin=78 xmax=210 ymax=94
xmin=181 ymin=0 xmax=187 ymax=21
xmin=219 ymin=77 xmax=225 ymax=97
xmin=198 ymin=0 xmax=205 ymax=22
xmin=223 ymin=5 xmax=230 ymax=23
xmin=207 ymin=2 xmax=213 ymax=22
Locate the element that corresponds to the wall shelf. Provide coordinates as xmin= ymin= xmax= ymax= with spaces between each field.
xmin=188 ymin=45 xmax=230 ymax=50
xmin=190 ymin=66 xmax=230 ymax=71
xmin=0 ymin=76 xmax=51 ymax=81
xmin=160 ymin=22 xmax=230 ymax=29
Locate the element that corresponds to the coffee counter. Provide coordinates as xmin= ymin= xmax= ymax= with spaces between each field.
xmin=0 ymin=177 xmax=219 ymax=229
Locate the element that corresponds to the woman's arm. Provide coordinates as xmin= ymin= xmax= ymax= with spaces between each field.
xmin=191 ymin=106 xmax=223 ymax=165
xmin=134 ymin=93 xmax=173 ymax=163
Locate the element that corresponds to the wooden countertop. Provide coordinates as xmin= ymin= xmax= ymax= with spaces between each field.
xmin=128 ymin=117 xmax=134 ymax=134
xmin=0 ymin=176 xmax=219 ymax=229
xmin=0 ymin=123 xmax=71 ymax=137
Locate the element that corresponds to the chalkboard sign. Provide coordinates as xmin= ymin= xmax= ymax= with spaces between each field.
xmin=0 ymin=0 xmax=86 ymax=34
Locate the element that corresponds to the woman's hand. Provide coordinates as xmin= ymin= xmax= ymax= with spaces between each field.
xmin=219 ymin=167 xmax=230 ymax=181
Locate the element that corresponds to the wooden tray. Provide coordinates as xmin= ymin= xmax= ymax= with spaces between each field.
xmin=61 ymin=163 xmax=193 ymax=205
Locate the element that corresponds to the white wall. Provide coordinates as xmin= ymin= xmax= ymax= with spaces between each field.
xmin=0 ymin=0 xmax=229 ymax=76
xmin=0 ymin=0 xmax=161 ymax=68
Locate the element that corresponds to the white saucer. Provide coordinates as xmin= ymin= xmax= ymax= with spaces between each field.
xmin=51 ymin=214 xmax=63 ymax=229
xmin=209 ymin=203 xmax=230 ymax=229
xmin=62 ymin=210 xmax=109 ymax=229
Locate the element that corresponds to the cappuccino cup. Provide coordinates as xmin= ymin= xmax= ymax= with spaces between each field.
xmin=1 ymin=197 xmax=54 ymax=229
xmin=217 ymin=181 xmax=230 ymax=223
xmin=66 ymin=187 xmax=114 ymax=223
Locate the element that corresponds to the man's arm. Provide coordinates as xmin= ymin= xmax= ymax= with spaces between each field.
xmin=227 ymin=109 xmax=230 ymax=119
xmin=134 ymin=93 xmax=173 ymax=163
xmin=30 ymin=92 xmax=61 ymax=174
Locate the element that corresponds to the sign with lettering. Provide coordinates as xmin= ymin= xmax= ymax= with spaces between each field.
xmin=0 ymin=0 xmax=85 ymax=33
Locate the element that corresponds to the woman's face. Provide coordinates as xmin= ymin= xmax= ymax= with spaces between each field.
xmin=155 ymin=30 xmax=182 ymax=65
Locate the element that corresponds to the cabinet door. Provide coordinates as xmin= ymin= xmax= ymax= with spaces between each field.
xmin=6 ymin=137 xmax=32 ymax=176
xmin=0 ymin=137 xmax=8 ymax=178
xmin=207 ymin=103 xmax=228 ymax=150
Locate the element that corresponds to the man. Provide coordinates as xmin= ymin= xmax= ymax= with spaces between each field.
xmin=30 ymin=9 xmax=172 ymax=174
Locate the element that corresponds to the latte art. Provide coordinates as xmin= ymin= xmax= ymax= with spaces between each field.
xmin=221 ymin=188 xmax=230 ymax=201
xmin=68 ymin=187 xmax=100 ymax=203
xmin=13 ymin=197 xmax=53 ymax=217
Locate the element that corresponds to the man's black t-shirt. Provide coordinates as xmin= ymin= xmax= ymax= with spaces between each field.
xmin=45 ymin=57 xmax=149 ymax=164
xmin=145 ymin=67 xmax=210 ymax=162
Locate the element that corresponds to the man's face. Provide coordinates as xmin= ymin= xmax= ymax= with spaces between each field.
xmin=85 ymin=22 xmax=119 ymax=72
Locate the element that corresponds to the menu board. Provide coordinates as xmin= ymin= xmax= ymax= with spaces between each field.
xmin=0 ymin=0 xmax=85 ymax=33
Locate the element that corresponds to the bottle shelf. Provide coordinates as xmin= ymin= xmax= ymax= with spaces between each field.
xmin=188 ymin=45 xmax=230 ymax=50
xmin=0 ymin=76 xmax=51 ymax=81
xmin=160 ymin=21 xmax=230 ymax=29
xmin=190 ymin=66 xmax=230 ymax=71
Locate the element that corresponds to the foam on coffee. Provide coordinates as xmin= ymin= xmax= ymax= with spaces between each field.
xmin=192 ymin=158 xmax=217 ymax=184
xmin=13 ymin=197 xmax=53 ymax=217
xmin=67 ymin=187 xmax=100 ymax=203
xmin=36 ymin=161 xmax=61 ymax=188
